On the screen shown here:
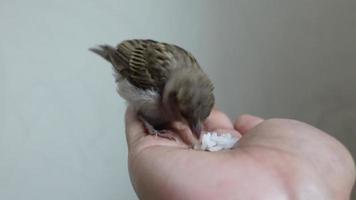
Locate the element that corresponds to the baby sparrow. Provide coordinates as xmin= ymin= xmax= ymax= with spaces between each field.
xmin=90 ymin=39 xmax=214 ymax=146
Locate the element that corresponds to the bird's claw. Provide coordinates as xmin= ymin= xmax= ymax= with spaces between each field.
xmin=139 ymin=116 xmax=177 ymax=141
xmin=153 ymin=130 xmax=177 ymax=141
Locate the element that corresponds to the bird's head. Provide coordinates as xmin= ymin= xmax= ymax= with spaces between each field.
xmin=162 ymin=68 xmax=215 ymax=137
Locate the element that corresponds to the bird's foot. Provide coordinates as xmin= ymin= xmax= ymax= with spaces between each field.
xmin=152 ymin=130 xmax=176 ymax=141
xmin=139 ymin=117 xmax=176 ymax=141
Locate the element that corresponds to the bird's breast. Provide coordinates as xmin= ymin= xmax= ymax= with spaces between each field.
xmin=117 ymin=78 xmax=169 ymax=126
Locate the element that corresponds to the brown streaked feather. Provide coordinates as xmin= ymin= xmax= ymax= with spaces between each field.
xmin=114 ymin=40 xmax=170 ymax=90
xmin=90 ymin=39 xmax=200 ymax=91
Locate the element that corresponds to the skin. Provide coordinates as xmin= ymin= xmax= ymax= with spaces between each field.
xmin=125 ymin=107 xmax=356 ymax=200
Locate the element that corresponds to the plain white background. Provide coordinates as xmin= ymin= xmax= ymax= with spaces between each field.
xmin=1 ymin=0 xmax=355 ymax=199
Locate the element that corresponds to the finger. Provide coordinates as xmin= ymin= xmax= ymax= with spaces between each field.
xmin=203 ymin=109 xmax=241 ymax=137
xmin=125 ymin=106 xmax=146 ymax=148
xmin=234 ymin=114 xmax=264 ymax=135
xmin=204 ymin=109 xmax=234 ymax=130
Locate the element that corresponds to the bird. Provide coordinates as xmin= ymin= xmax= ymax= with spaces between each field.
xmin=90 ymin=39 xmax=214 ymax=146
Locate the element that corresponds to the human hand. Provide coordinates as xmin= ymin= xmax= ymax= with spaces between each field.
xmin=125 ymin=107 xmax=355 ymax=200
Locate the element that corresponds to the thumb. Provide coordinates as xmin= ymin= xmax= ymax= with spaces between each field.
xmin=234 ymin=114 xmax=264 ymax=135
xmin=125 ymin=106 xmax=146 ymax=149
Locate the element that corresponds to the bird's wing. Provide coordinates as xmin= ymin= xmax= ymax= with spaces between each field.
xmin=109 ymin=39 xmax=177 ymax=91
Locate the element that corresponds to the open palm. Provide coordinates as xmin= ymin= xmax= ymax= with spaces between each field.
xmin=125 ymin=108 xmax=355 ymax=200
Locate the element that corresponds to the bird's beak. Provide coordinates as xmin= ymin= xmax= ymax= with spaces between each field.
xmin=189 ymin=122 xmax=202 ymax=138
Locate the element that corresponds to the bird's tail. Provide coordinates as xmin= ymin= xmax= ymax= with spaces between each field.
xmin=89 ymin=45 xmax=116 ymax=63
xmin=89 ymin=44 xmax=132 ymax=73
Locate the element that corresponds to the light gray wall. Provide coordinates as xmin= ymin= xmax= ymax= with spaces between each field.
xmin=1 ymin=0 xmax=355 ymax=199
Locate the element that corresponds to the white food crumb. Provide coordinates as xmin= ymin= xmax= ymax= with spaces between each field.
xmin=195 ymin=132 xmax=239 ymax=152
